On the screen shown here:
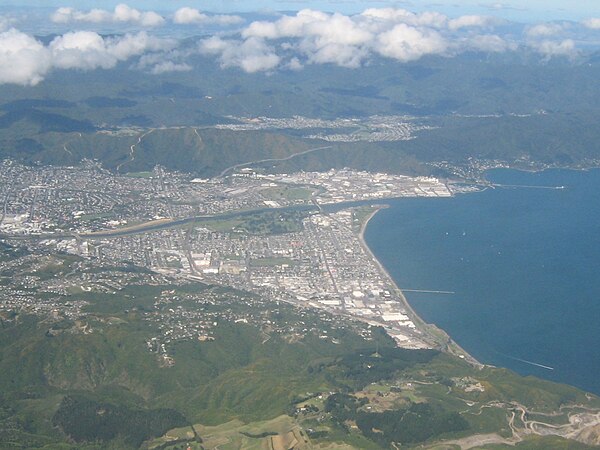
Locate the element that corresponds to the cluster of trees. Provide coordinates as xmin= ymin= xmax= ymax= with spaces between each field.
xmin=321 ymin=347 xmax=439 ymax=390
xmin=325 ymin=393 xmax=469 ymax=446
xmin=355 ymin=403 xmax=469 ymax=446
xmin=52 ymin=395 xmax=188 ymax=447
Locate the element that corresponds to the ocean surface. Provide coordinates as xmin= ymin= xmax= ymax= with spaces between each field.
xmin=364 ymin=168 xmax=600 ymax=395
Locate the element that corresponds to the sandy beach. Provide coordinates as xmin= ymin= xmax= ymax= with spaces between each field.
xmin=357 ymin=204 xmax=481 ymax=366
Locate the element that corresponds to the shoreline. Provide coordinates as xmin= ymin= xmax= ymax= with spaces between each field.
xmin=357 ymin=204 xmax=481 ymax=366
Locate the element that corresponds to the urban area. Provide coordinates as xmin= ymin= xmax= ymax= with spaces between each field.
xmin=0 ymin=159 xmax=460 ymax=359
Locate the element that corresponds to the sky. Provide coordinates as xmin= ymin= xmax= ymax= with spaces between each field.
xmin=1 ymin=0 xmax=599 ymax=86
xmin=1 ymin=0 xmax=598 ymax=21
xmin=191 ymin=1 xmax=599 ymax=22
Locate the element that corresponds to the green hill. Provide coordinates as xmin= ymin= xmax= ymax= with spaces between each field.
xmin=0 ymin=280 xmax=599 ymax=449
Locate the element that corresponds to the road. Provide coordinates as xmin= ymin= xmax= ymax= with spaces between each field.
xmin=116 ymin=129 xmax=155 ymax=173
xmin=218 ymin=145 xmax=333 ymax=178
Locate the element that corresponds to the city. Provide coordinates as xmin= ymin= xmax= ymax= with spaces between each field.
xmin=0 ymin=160 xmax=460 ymax=357
xmin=214 ymin=115 xmax=436 ymax=142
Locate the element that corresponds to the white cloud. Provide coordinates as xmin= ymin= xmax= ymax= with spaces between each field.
xmin=136 ymin=48 xmax=192 ymax=74
xmin=199 ymin=36 xmax=230 ymax=55
xmin=173 ymin=7 xmax=242 ymax=25
xmin=0 ymin=28 xmax=174 ymax=85
xmin=0 ymin=29 xmax=50 ymax=85
xmin=376 ymin=24 xmax=447 ymax=61
xmin=200 ymin=8 xmax=527 ymax=73
xmin=360 ymin=7 xmax=414 ymax=23
xmin=448 ymin=15 xmax=494 ymax=31
xmin=51 ymin=7 xmax=109 ymax=24
xmin=523 ymin=22 xmax=577 ymax=59
xmin=200 ymin=36 xmax=280 ymax=73
xmin=50 ymin=31 xmax=116 ymax=70
xmin=526 ymin=23 xmax=565 ymax=37
xmin=582 ymin=18 xmax=600 ymax=30
xmin=245 ymin=9 xmax=377 ymax=48
xmin=245 ymin=8 xmax=450 ymax=66
xmin=49 ymin=31 xmax=173 ymax=70
xmin=413 ymin=11 xmax=449 ymax=29
xmin=302 ymin=40 xmax=369 ymax=67
xmin=530 ymin=39 xmax=577 ymax=58
xmin=150 ymin=61 xmax=192 ymax=74
xmin=241 ymin=8 xmax=444 ymax=68
xmin=51 ymin=4 xmax=165 ymax=27
xmin=174 ymin=7 xmax=207 ymax=24
xmin=107 ymin=32 xmax=174 ymax=60
xmin=308 ymin=13 xmax=373 ymax=46
xmin=115 ymin=4 xmax=164 ymax=27
xmin=286 ymin=57 xmax=303 ymax=71
xmin=359 ymin=10 xmax=495 ymax=32
xmin=360 ymin=8 xmax=448 ymax=29
xmin=0 ymin=15 xmax=16 ymax=32
xmin=242 ymin=10 xmax=373 ymax=68
xmin=463 ymin=34 xmax=515 ymax=52
xmin=4 ymin=6 xmax=587 ymax=82
xmin=285 ymin=11 xmax=373 ymax=67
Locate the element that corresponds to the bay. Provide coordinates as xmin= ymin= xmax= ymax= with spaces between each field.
xmin=364 ymin=168 xmax=600 ymax=394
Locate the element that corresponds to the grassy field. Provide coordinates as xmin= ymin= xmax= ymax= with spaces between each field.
xmin=260 ymin=185 xmax=315 ymax=201
xmin=249 ymin=257 xmax=296 ymax=267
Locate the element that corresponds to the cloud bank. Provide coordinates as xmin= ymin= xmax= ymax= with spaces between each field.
xmin=1 ymin=6 xmax=597 ymax=85
xmin=0 ymin=29 xmax=174 ymax=85
xmin=200 ymin=8 xmax=507 ymax=72
xmin=582 ymin=18 xmax=600 ymax=30
xmin=50 ymin=5 xmax=244 ymax=28
xmin=51 ymin=4 xmax=165 ymax=27
xmin=173 ymin=7 xmax=243 ymax=26
xmin=197 ymin=8 xmax=590 ymax=73
xmin=529 ymin=39 xmax=576 ymax=58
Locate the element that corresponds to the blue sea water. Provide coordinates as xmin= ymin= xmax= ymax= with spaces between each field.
xmin=364 ymin=169 xmax=600 ymax=394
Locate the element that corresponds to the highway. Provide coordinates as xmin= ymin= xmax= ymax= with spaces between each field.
xmin=218 ymin=145 xmax=333 ymax=178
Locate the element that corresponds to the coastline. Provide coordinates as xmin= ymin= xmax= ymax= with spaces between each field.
xmin=357 ymin=204 xmax=481 ymax=366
